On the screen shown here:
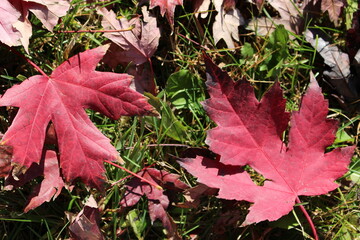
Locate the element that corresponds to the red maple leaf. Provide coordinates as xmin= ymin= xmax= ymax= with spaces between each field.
xmin=120 ymin=168 xmax=188 ymax=239
xmin=0 ymin=45 xmax=156 ymax=189
xmin=149 ymin=0 xmax=183 ymax=25
xmin=179 ymin=54 xmax=354 ymax=225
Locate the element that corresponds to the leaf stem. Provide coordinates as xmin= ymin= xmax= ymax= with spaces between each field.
xmin=125 ymin=143 xmax=189 ymax=150
xmin=110 ymin=163 xmax=156 ymax=186
xmin=1 ymin=43 xmax=48 ymax=78
xmin=177 ymin=33 xmax=210 ymax=50
xmin=104 ymin=160 xmax=162 ymax=190
xmin=296 ymin=197 xmax=319 ymax=240
xmin=55 ymin=26 xmax=134 ymax=34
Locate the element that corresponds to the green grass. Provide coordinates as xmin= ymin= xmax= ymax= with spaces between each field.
xmin=0 ymin=0 xmax=359 ymax=239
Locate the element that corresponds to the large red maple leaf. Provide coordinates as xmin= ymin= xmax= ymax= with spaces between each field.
xmin=179 ymin=54 xmax=354 ymax=225
xmin=0 ymin=45 xmax=155 ymax=189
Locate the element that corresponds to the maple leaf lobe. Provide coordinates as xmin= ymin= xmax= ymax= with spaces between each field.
xmin=203 ymin=54 xmax=290 ymax=167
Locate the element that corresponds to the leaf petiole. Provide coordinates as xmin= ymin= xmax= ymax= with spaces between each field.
xmin=104 ymin=160 xmax=162 ymax=190
xmin=296 ymin=197 xmax=319 ymax=240
xmin=1 ymin=43 xmax=48 ymax=78
xmin=55 ymin=26 xmax=134 ymax=34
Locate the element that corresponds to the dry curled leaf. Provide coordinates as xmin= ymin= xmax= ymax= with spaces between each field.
xmin=0 ymin=0 xmax=70 ymax=51
xmin=99 ymin=7 xmax=160 ymax=66
xmin=305 ymin=28 xmax=359 ymax=103
xmin=248 ymin=0 xmax=303 ymax=36
xmin=213 ymin=0 xmax=244 ymax=49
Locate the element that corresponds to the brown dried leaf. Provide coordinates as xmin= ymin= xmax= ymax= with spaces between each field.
xmin=321 ymin=0 xmax=346 ymax=25
xmin=305 ymin=29 xmax=358 ymax=102
xmin=213 ymin=0 xmax=244 ymax=48
xmin=248 ymin=0 xmax=303 ymax=35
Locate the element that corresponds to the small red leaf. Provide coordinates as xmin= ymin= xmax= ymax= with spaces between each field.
xmin=4 ymin=149 xmax=64 ymax=212
xmin=120 ymin=168 xmax=187 ymax=239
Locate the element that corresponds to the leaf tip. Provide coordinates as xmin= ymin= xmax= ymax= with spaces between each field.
xmin=149 ymin=108 xmax=160 ymax=118
xmin=116 ymin=155 xmax=125 ymax=165
xmin=202 ymin=51 xmax=213 ymax=67
xmin=309 ymin=71 xmax=320 ymax=90
xmin=100 ymin=43 xmax=111 ymax=54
